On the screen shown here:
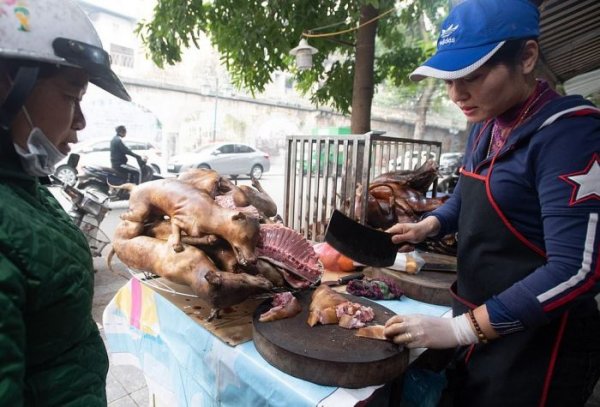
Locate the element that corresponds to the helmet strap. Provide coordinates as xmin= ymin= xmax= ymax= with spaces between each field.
xmin=0 ymin=65 xmax=39 ymax=131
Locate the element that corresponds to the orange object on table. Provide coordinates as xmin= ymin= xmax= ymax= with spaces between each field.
xmin=313 ymin=242 xmax=356 ymax=272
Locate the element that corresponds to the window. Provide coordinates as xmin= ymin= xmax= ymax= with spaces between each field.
xmin=285 ymin=76 xmax=294 ymax=90
xmin=110 ymin=44 xmax=134 ymax=68
xmin=237 ymin=144 xmax=254 ymax=153
xmin=218 ymin=144 xmax=234 ymax=154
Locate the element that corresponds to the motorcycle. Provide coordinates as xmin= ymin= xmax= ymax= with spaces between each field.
xmin=436 ymin=162 xmax=461 ymax=195
xmin=50 ymin=155 xmax=111 ymax=257
xmin=77 ymin=156 xmax=162 ymax=200
xmin=436 ymin=153 xmax=464 ymax=195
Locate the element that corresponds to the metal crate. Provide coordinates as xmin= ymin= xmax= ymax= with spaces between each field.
xmin=283 ymin=132 xmax=442 ymax=241
xmin=78 ymin=219 xmax=110 ymax=257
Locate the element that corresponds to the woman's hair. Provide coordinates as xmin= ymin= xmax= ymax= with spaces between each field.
xmin=484 ymin=37 xmax=538 ymax=69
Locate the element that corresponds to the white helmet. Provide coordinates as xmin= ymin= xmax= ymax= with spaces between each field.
xmin=0 ymin=0 xmax=130 ymax=101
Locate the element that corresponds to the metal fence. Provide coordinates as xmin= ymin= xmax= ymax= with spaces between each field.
xmin=283 ymin=132 xmax=442 ymax=241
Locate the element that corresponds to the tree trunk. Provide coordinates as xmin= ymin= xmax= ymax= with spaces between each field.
xmin=413 ymin=13 xmax=438 ymax=140
xmin=350 ymin=5 xmax=378 ymax=134
xmin=413 ymin=79 xmax=436 ymax=140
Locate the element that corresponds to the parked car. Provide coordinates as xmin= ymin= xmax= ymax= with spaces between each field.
xmin=167 ymin=142 xmax=270 ymax=179
xmin=53 ymin=138 xmax=165 ymax=186
xmin=439 ymin=152 xmax=464 ymax=176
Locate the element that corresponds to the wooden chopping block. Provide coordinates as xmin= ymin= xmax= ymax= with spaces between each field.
xmin=252 ymin=289 xmax=408 ymax=388
xmin=364 ymin=267 xmax=455 ymax=306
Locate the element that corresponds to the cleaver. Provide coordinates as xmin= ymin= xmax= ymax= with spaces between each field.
xmin=321 ymin=272 xmax=364 ymax=287
xmin=324 ymin=210 xmax=398 ymax=267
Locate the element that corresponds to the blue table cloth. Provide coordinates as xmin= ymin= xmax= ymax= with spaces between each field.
xmin=103 ymin=277 xmax=450 ymax=406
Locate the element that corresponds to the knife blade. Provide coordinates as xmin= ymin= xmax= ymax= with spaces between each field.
xmin=421 ymin=263 xmax=457 ymax=272
xmin=325 ymin=210 xmax=398 ymax=267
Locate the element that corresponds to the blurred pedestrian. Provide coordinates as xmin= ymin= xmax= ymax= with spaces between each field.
xmin=110 ymin=124 xmax=144 ymax=182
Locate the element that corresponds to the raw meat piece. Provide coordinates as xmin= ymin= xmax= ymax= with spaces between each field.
xmin=307 ymin=285 xmax=348 ymax=327
xmin=336 ymin=302 xmax=375 ymax=329
xmin=355 ymin=325 xmax=389 ymax=341
xmin=259 ymin=292 xmax=302 ymax=322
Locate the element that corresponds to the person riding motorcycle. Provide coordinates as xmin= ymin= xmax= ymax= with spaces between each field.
xmin=0 ymin=0 xmax=130 ymax=405
xmin=110 ymin=124 xmax=145 ymax=183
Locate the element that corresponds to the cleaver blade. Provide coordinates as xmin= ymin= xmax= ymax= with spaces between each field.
xmin=324 ymin=210 xmax=398 ymax=268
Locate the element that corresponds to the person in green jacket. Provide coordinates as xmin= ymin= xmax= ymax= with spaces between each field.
xmin=0 ymin=1 xmax=131 ymax=405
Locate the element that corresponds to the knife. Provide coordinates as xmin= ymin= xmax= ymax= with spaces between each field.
xmin=421 ymin=263 xmax=457 ymax=272
xmin=321 ymin=272 xmax=364 ymax=287
xmin=324 ymin=210 xmax=398 ymax=267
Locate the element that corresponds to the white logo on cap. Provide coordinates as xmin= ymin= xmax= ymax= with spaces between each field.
xmin=439 ymin=23 xmax=459 ymax=46
xmin=441 ymin=24 xmax=459 ymax=38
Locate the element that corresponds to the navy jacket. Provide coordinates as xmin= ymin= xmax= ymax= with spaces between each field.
xmin=431 ymin=96 xmax=600 ymax=332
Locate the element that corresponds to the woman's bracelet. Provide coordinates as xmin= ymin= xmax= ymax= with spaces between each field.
xmin=467 ymin=309 xmax=489 ymax=344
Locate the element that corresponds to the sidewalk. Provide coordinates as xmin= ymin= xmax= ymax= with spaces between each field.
xmin=92 ymin=216 xmax=150 ymax=406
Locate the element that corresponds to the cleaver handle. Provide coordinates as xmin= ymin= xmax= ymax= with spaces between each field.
xmin=338 ymin=272 xmax=364 ymax=285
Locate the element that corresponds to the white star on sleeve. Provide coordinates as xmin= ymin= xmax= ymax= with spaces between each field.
xmin=567 ymin=160 xmax=600 ymax=202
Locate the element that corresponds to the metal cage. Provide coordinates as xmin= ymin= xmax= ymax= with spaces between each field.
xmin=283 ymin=132 xmax=442 ymax=241
xmin=78 ymin=219 xmax=110 ymax=257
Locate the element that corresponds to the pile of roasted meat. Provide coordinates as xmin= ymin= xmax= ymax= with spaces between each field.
xmin=109 ymin=168 xmax=322 ymax=320
xmin=358 ymin=159 xmax=457 ymax=256
xmin=110 ymin=160 xmax=455 ymax=321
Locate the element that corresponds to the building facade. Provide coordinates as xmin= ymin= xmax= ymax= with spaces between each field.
xmin=78 ymin=0 xmax=467 ymax=160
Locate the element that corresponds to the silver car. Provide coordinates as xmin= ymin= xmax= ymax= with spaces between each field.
xmin=167 ymin=142 xmax=270 ymax=179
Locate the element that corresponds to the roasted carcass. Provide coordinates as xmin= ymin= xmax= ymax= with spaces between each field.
xmin=118 ymin=178 xmax=260 ymax=264
xmin=361 ymin=160 xmax=457 ymax=255
xmin=112 ymin=230 xmax=273 ymax=320
xmin=110 ymin=168 xmax=323 ymax=319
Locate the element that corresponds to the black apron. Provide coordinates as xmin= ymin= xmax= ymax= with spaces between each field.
xmin=449 ymin=161 xmax=569 ymax=407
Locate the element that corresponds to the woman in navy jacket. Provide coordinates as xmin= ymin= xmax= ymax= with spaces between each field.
xmin=385 ymin=0 xmax=600 ymax=405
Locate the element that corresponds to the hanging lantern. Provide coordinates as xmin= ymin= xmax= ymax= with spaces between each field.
xmin=289 ymin=38 xmax=318 ymax=70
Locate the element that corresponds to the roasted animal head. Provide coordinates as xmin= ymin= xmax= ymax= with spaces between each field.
xmin=204 ymin=269 xmax=273 ymax=312
xmin=229 ymin=212 xmax=260 ymax=266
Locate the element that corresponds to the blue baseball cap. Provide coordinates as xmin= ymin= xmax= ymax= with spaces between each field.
xmin=410 ymin=0 xmax=540 ymax=82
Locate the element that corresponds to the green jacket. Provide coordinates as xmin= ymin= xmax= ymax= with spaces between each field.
xmin=0 ymin=152 xmax=108 ymax=406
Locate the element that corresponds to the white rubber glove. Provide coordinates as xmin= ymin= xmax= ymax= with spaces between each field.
xmin=384 ymin=313 xmax=478 ymax=349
